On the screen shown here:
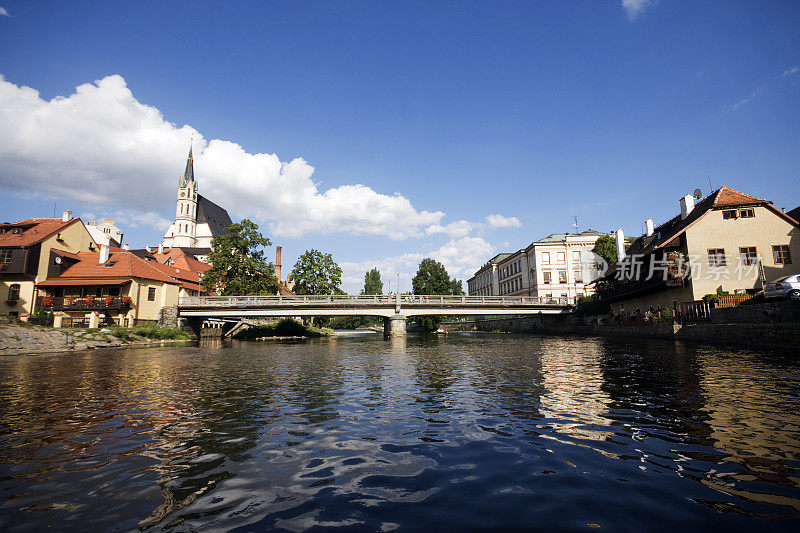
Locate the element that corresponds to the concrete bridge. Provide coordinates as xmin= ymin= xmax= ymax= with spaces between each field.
xmin=178 ymin=294 xmax=573 ymax=336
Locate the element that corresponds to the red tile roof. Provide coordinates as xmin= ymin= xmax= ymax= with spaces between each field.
xmin=43 ymin=249 xmax=179 ymax=285
xmin=0 ymin=218 xmax=81 ymax=248
xmin=711 ymin=186 xmax=768 ymax=207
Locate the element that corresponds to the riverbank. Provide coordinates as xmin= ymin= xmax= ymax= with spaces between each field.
xmin=0 ymin=320 xmax=191 ymax=356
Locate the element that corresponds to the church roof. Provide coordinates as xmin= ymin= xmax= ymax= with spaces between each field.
xmin=197 ymin=195 xmax=233 ymax=236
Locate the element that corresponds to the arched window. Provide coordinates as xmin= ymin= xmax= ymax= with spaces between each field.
xmin=7 ymin=283 xmax=20 ymax=301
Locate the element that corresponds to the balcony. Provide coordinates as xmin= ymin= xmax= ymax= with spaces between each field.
xmin=37 ymin=296 xmax=132 ymax=311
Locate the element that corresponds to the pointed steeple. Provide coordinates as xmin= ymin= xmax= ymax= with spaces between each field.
xmin=182 ymin=145 xmax=194 ymax=183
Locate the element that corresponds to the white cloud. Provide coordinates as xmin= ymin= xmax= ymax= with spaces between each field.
xmin=621 ymin=0 xmax=656 ymax=21
xmin=425 ymin=220 xmax=475 ymax=238
xmin=0 ymin=7 xmax=10 ymax=17
xmin=0 ymin=74 xmax=444 ymax=240
xmin=782 ymin=65 xmax=799 ymax=77
xmin=485 ymin=213 xmax=521 ymax=229
xmin=339 ymin=236 xmax=495 ymax=293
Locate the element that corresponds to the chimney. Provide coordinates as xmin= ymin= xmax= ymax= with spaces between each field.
xmin=122 ymin=244 xmax=129 ymax=250
xmin=680 ymin=194 xmax=695 ymax=220
xmin=99 ymin=244 xmax=110 ymax=264
xmin=157 ymin=243 xmax=164 ymax=254
xmin=62 ymin=210 xmax=72 ymax=222
xmin=645 ymin=219 xmax=654 ymax=237
xmin=615 ymin=228 xmax=626 ymax=261
xmin=275 ymin=246 xmax=282 ymax=281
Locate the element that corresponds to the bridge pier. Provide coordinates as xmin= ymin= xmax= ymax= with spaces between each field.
xmin=384 ymin=315 xmax=406 ymax=337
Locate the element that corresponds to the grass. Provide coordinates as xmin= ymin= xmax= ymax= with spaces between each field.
xmin=109 ymin=324 xmax=190 ymax=341
xmin=235 ymin=318 xmax=333 ymax=340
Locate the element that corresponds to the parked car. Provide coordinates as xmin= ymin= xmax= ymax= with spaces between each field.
xmin=764 ymin=274 xmax=800 ymax=300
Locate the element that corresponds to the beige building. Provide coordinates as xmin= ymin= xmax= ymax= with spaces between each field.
xmin=36 ymin=247 xmax=180 ymax=327
xmin=599 ymin=186 xmax=800 ymax=313
xmin=469 ymin=230 xmax=606 ymax=301
xmin=0 ymin=212 xmax=96 ymax=318
xmin=467 ymin=253 xmax=509 ymax=296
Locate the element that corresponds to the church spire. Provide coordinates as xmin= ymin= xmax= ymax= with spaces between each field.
xmin=182 ymin=144 xmax=195 ymax=183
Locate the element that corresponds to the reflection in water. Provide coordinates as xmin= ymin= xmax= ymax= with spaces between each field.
xmin=0 ymin=335 xmax=799 ymax=531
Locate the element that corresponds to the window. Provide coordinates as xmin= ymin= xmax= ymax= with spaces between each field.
xmin=543 ymin=271 xmax=552 ymax=284
xmin=518 ymin=260 xmax=522 ymax=271
xmin=739 ymin=208 xmax=755 ymax=218
xmin=574 ymin=269 xmax=583 ymax=283
xmin=148 ymin=287 xmax=157 ymax=301
xmin=723 ymin=210 xmax=738 ymax=220
xmin=7 ymin=283 xmax=20 ymax=301
xmin=558 ymin=270 xmax=567 ymax=284
xmin=740 ymin=246 xmax=758 ymax=266
xmin=707 ymin=248 xmax=726 ymax=267
xmin=95 ymin=288 xmax=102 ymax=297
xmin=0 ymin=249 xmax=11 ymax=263
xmin=557 ymin=252 xmax=565 ymax=263
xmin=542 ymin=252 xmax=550 ymax=265
xmin=109 ymin=287 xmax=120 ymax=296
xmin=773 ymin=245 xmax=792 ymax=265
xmin=572 ymin=251 xmax=581 ymax=262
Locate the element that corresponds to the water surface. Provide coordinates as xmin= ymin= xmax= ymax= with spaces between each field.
xmin=1 ymin=333 xmax=799 ymax=531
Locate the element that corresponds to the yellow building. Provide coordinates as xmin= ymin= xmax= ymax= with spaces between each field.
xmin=0 ymin=212 xmax=96 ymax=318
xmin=599 ymin=186 xmax=800 ymax=313
xmin=36 ymin=247 xmax=181 ymax=327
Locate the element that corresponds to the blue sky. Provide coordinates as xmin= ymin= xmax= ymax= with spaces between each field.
xmin=1 ymin=1 xmax=799 ymax=292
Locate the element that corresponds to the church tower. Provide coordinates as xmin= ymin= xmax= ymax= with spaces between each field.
xmin=169 ymin=146 xmax=198 ymax=248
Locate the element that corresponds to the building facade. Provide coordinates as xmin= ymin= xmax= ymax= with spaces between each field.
xmin=0 ymin=212 xmax=96 ymax=318
xmin=467 ymin=253 xmax=510 ymax=296
xmin=599 ymin=186 xmax=800 ymax=313
xmin=36 ymin=246 xmax=181 ymax=327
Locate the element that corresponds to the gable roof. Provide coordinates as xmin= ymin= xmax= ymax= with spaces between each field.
xmin=0 ymin=218 xmax=83 ymax=248
xmin=197 ymin=195 xmax=232 ymax=237
xmin=41 ymin=249 xmax=179 ymax=285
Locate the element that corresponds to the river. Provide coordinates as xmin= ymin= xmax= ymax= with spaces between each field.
xmin=0 ymin=332 xmax=798 ymax=531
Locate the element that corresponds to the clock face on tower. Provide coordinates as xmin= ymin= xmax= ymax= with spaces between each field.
xmin=180 ymin=192 xmax=185 ymax=198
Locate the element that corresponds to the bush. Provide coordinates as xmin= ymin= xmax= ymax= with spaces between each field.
xmin=576 ymin=295 xmax=609 ymax=316
xmin=29 ymin=308 xmax=54 ymax=327
xmin=702 ymin=292 xmax=731 ymax=303
xmin=659 ymin=309 xmax=674 ymax=322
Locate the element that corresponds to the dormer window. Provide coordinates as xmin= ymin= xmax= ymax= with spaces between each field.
xmin=104 ymin=261 xmax=118 ymax=267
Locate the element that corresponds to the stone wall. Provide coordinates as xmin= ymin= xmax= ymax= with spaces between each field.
xmin=475 ymin=312 xmax=800 ymax=351
xmin=711 ymin=300 xmax=800 ymax=323
xmin=158 ymin=306 xmax=178 ymax=328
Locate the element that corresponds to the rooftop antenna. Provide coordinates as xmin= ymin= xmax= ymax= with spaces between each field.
xmin=572 ymin=216 xmax=579 ymax=234
xmin=707 ymin=172 xmax=713 ymax=194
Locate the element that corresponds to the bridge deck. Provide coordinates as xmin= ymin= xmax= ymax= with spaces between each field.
xmin=178 ymin=295 xmax=572 ymax=318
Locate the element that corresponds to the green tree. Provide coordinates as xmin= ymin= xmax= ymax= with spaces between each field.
xmin=201 ymin=219 xmax=280 ymax=295
xmin=291 ymin=249 xmax=343 ymax=295
xmin=411 ymin=258 xmax=462 ymax=332
xmin=592 ymin=234 xmax=618 ymax=266
xmin=362 ymin=268 xmax=383 ymax=295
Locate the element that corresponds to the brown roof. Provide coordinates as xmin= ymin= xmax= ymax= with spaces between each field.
xmin=43 ymin=249 xmax=179 ymax=285
xmin=0 ymin=218 xmax=81 ymax=248
xmin=787 ymin=206 xmax=800 ymax=224
xmin=151 ymin=248 xmax=212 ymax=274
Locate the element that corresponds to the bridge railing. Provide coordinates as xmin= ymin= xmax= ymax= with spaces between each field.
xmin=179 ymin=294 xmax=572 ymax=307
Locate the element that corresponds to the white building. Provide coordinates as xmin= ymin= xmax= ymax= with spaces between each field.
xmin=470 ymin=230 xmax=607 ymax=302
xmin=467 ymin=253 xmax=510 ymax=296
xmin=86 ymin=219 xmax=124 ymax=248
xmin=161 ymin=146 xmax=232 ymax=253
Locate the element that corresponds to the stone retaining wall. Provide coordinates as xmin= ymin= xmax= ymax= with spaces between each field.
xmin=475 ymin=313 xmax=799 ymax=350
